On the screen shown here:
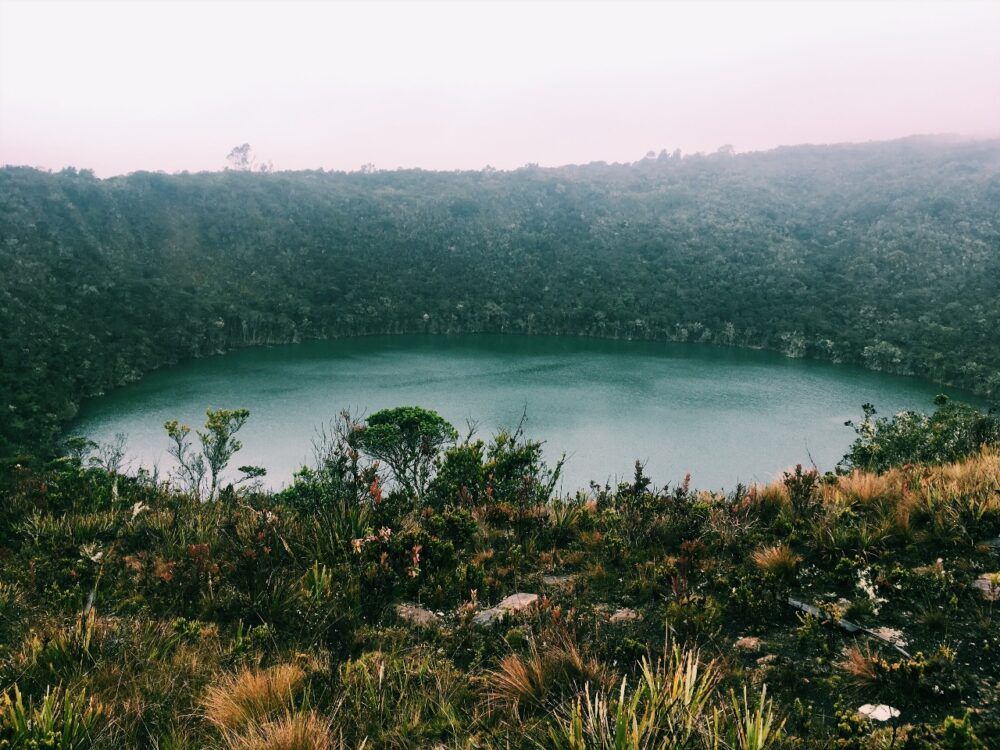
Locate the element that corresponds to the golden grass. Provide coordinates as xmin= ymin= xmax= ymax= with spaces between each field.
xmin=203 ymin=664 xmax=306 ymax=733
xmin=751 ymin=482 xmax=790 ymax=516
xmin=228 ymin=710 xmax=335 ymax=750
xmin=752 ymin=544 xmax=801 ymax=577
xmin=831 ymin=470 xmax=897 ymax=506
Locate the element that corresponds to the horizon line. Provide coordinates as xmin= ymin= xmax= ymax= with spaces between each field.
xmin=3 ymin=132 xmax=999 ymax=180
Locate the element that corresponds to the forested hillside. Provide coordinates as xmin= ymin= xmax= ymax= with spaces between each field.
xmin=2 ymin=136 xmax=999 ymax=454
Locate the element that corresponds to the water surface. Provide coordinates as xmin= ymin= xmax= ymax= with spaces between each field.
xmin=73 ymin=335 xmax=972 ymax=491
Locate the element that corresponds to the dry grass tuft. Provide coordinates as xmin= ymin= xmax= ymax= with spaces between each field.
xmin=487 ymin=636 xmax=608 ymax=716
xmin=837 ymin=645 xmax=880 ymax=687
xmin=203 ymin=664 xmax=306 ymax=733
xmin=834 ymin=471 xmax=897 ymax=505
xmin=751 ymin=482 xmax=790 ymax=518
xmin=752 ymin=544 xmax=801 ymax=578
xmin=228 ymin=710 xmax=335 ymax=750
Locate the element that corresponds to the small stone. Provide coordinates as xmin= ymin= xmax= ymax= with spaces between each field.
xmin=497 ymin=592 xmax=539 ymax=611
xmin=858 ymin=704 xmax=900 ymax=722
xmin=734 ymin=636 xmax=762 ymax=652
xmin=871 ymin=627 xmax=907 ymax=648
xmin=472 ymin=592 xmax=539 ymax=626
xmin=395 ymin=603 xmax=440 ymax=628
xmin=974 ymin=574 xmax=1000 ymax=601
xmin=756 ymin=654 xmax=778 ymax=666
xmin=609 ymin=607 xmax=641 ymax=623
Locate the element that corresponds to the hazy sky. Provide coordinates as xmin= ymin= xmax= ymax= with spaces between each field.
xmin=1 ymin=0 xmax=998 ymax=176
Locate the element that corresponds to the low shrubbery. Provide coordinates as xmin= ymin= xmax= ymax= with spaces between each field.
xmin=2 ymin=401 xmax=999 ymax=747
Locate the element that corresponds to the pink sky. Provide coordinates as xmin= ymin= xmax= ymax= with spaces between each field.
xmin=1 ymin=0 xmax=998 ymax=176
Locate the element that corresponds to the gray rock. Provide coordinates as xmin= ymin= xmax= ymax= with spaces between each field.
xmin=472 ymin=592 xmax=539 ymax=626
xmin=871 ymin=627 xmax=907 ymax=648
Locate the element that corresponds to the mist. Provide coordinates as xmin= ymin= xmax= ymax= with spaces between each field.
xmin=1 ymin=0 xmax=998 ymax=176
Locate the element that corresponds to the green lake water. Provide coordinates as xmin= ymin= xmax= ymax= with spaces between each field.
xmin=73 ymin=334 xmax=973 ymax=492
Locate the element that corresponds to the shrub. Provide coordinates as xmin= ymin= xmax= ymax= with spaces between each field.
xmin=842 ymin=398 xmax=1000 ymax=474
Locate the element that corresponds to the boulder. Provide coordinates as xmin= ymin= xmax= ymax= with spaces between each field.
xmin=734 ymin=636 xmax=763 ymax=652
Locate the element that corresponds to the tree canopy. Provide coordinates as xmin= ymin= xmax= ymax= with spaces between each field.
xmin=350 ymin=406 xmax=457 ymax=498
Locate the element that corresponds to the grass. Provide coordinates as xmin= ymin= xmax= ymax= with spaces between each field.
xmin=202 ymin=664 xmax=307 ymax=734
xmin=751 ymin=544 xmax=801 ymax=579
xmin=226 ymin=710 xmax=335 ymax=750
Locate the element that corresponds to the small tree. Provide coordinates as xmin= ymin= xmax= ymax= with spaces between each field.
xmin=350 ymin=406 xmax=457 ymax=500
xmin=226 ymin=143 xmax=273 ymax=172
xmin=164 ymin=408 xmax=252 ymax=500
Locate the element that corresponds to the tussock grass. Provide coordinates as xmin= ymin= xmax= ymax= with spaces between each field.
xmin=487 ymin=635 xmax=608 ymax=717
xmin=752 ymin=544 xmax=801 ymax=578
xmin=203 ymin=664 xmax=306 ymax=734
xmin=227 ymin=710 xmax=335 ymax=750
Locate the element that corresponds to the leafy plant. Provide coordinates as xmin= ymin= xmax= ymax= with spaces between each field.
xmin=0 ymin=684 xmax=104 ymax=750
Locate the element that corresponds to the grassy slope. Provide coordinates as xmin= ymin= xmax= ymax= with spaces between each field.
xmin=2 ymin=443 xmax=999 ymax=748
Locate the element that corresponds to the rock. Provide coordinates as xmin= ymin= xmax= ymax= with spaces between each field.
xmin=609 ymin=607 xmax=641 ymax=624
xmin=498 ymin=592 xmax=539 ymax=611
xmin=395 ymin=603 xmax=440 ymax=628
xmin=472 ymin=592 xmax=539 ymax=626
xmin=974 ymin=574 xmax=1000 ymax=601
xmin=756 ymin=654 xmax=778 ymax=666
xmin=858 ymin=704 xmax=900 ymax=722
xmin=871 ymin=627 xmax=907 ymax=648
xmin=734 ymin=636 xmax=763 ymax=652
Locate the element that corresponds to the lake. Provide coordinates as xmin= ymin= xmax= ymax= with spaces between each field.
xmin=72 ymin=334 xmax=970 ymax=492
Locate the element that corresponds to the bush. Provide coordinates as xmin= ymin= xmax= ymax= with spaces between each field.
xmin=842 ymin=397 xmax=1000 ymax=473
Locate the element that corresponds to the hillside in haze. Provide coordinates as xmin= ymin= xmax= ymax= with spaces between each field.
xmin=2 ymin=136 xmax=999 ymax=454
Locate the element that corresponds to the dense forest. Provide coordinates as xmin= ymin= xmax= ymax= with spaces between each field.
xmin=2 ymin=136 xmax=999 ymax=455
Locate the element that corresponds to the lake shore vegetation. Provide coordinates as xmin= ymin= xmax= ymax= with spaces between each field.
xmin=2 ymin=400 xmax=999 ymax=748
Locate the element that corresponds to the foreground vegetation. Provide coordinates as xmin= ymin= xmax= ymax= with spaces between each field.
xmin=2 ymin=400 xmax=999 ymax=748
xmin=3 ymin=135 xmax=1000 ymax=454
